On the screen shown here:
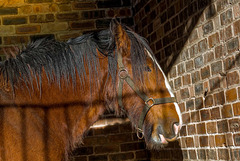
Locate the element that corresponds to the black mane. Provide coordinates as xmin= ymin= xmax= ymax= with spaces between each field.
xmin=0 ymin=23 xmax=154 ymax=93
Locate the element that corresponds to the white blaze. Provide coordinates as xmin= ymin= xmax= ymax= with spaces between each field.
xmin=145 ymin=49 xmax=183 ymax=127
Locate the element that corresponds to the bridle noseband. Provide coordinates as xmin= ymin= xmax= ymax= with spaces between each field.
xmin=117 ymin=49 xmax=176 ymax=139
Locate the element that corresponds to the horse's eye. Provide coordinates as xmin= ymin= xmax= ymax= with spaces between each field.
xmin=145 ymin=66 xmax=152 ymax=72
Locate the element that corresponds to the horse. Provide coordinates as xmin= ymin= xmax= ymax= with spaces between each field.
xmin=0 ymin=21 xmax=182 ymax=161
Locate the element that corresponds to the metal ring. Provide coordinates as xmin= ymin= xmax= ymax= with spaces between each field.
xmin=145 ymin=98 xmax=155 ymax=107
xmin=119 ymin=68 xmax=128 ymax=79
xmin=136 ymin=128 xmax=144 ymax=139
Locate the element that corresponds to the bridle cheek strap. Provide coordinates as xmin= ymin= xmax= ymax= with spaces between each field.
xmin=117 ymin=49 xmax=176 ymax=139
xmin=118 ymin=73 xmax=176 ymax=129
xmin=118 ymin=60 xmax=176 ymax=138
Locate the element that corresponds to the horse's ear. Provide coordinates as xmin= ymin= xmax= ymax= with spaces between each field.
xmin=112 ymin=21 xmax=131 ymax=56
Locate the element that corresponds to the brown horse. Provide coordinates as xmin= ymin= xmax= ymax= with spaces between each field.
xmin=0 ymin=21 xmax=182 ymax=161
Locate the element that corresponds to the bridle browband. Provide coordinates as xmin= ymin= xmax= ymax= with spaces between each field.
xmin=117 ymin=49 xmax=176 ymax=139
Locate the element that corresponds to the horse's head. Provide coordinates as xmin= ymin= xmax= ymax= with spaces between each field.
xmin=113 ymin=23 xmax=182 ymax=149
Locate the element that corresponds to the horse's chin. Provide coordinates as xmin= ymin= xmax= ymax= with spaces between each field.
xmin=145 ymin=138 xmax=169 ymax=150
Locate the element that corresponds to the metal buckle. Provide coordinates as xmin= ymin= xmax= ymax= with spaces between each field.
xmin=119 ymin=68 xmax=128 ymax=79
xmin=145 ymin=98 xmax=155 ymax=107
xmin=136 ymin=128 xmax=144 ymax=139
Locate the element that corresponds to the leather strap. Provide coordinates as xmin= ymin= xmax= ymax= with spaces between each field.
xmin=117 ymin=49 xmax=176 ymax=132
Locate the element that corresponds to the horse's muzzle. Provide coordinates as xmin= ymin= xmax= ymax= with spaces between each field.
xmin=153 ymin=122 xmax=181 ymax=145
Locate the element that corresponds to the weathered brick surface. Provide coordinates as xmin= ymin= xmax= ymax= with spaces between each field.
xmin=0 ymin=0 xmax=239 ymax=160
xmin=133 ymin=0 xmax=240 ymax=160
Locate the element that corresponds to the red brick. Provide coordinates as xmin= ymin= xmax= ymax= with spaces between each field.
xmin=213 ymin=91 xmax=225 ymax=105
xmin=82 ymin=10 xmax=105 ymax=19
xmin=233 ymin=134 xmax=240 ymax=146
xmin=229 ymin=118 xmax=240 ymax=132
xmin=211 ymin=107 xmax=221 ymax=119
xmin=174 ymin=77 xmax=182 ymax=89
xmin=89 ymin=155 xmax=108 ymax=161
xmin=230 ymin=148 xmax=240 ymax=160
xmin=185 ymin=137 xmax=194 ymax=147
xmin=177 ymin=63 xmax=185 ymax=75
xmin=199 ymin=136 xmax=208 ymax=147
xmin=187 ymin=124 xmax=196 ymax=135
xmin=200 ymin=109 xmax=210 ymax=121
xmin=227 ymin=37 xmax=239 ymax=53
xmin=201 ymin=66 xmax=210 ymax=80
xmin=191 ymin=71 xmax=200 ymax=84
xmin=233 ymin=102 xmax=240 ymax=116
xmin=218 ymin=149 xmax=230 ymax=160
xmin=107 ymin=133 xmax=132 ymax=143
xmin=135 ymin=150 xmax=148 ymax=159
xmin=225 ymin=56 xmax=236 ymax=71
xmin=56 ymin=13 xmax=79 ymax=21
xmin=206 ymin=122 xmax=217 ymax=134
xmin=209 ymin=135 xmax=215 ymax=147
xmin=197 ymin=123 xmax=206 ymax=134
xmin=182 ymin=113 xmax=190 ymax=124
xmin=217 ymin=120 xmax=229 ymax=133
xmin=186 ymin=60 xmax=193 ymax=72
xmin=205 ymin=95 xmax=213 ymax=107
xmin=109 ymin=152 xmax=134 ymax=161
xmin=227 ymin=71 xmax=240 ymax=86
xmin=211 ymin=61 xmax=222 ymax=75
xmin=121 ymin=142 xmax=145 ymax=152
xmin=197 ymin=149 xmax=206 ymax=160
xmin=202 ymin=20 xmax=213 ymax=35
xmin=220 ymin=9 xmax=233 ymax=26
xmin=206 ymin=149 xmax=217 ymax=160
xmin=180 ymin=88 xmax=190 ymax=100
xmin=3 ymin=17 xmax=27 ymax=25
xmin=186 ymin=99 xmax=194 ymax=111
xmin=29 ymin=14 xmax=54 ymax=23
xmin=195 ymin=97 xmax=203 ymax=110
xmin=195 ymin=83 xmax=203 ymax=96
xmin=16 ymin=25 xmax=41 ymax=34
xmin=189 ymin=150 xmax=197 ymax=159
xmin=72 ymin=2 xmax=96 ymax=10
xmin=84 ymin=136 xmax=108 ymax=146
xmin=215 ymin=134 xmax=226 ymax=147
xmin=191 ymin=111 xmax=200 ymax=122
xmin=198 ymin=39 xmax=208 ymax=53
xmin=215 ymin=45 xmax=225 ymax=58
xmin=216 ymin=0 xmax=228 ymax=12
xmin=224 ymin=25 xmax=233 ymax=41
xmin=226 ymin=88 xmax=237 ymax=102
xmin=209 ymin=77 xmax=221 ymax=91
xmin=183 ymin=74 xmax=191 ymax=85
xmin=208 ymin=32 xmax=220 ymax=48
xmin=233 ymin=19 xmax=240 ymax=35
xmin=222 ymin=104 xmax=233 ymax=118
xmin=226 ymin=133 xmax=234 ymax=146
xmin=3 ymin=36 xmax=29 ymax=45
xmin=204 ymin=52 xmax=214 ymax=63
xmin=70 ymin=21 xmax=95 ymax=30
xmin=189 ymin=44 xmax=198 ymax=58
xmin=194 ymin=55 xmax=204 ymax=68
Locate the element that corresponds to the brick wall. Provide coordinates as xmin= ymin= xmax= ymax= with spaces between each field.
xmin=0 ymin=0 xmax=133 ymax=60
xmin=133 ymin=0 xmax=240 ymax=160
xmin=1 ymin=0 xmax=240 ymax=161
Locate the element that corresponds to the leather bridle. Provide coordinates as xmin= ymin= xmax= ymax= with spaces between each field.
xmin=117 ymin=49 xmax=176 ymax=139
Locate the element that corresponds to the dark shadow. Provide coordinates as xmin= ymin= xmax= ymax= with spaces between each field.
xmin=133 ymin=0 xmax=213 ymax=74
xmin=133 ymin=0 xmax=217 ymax=160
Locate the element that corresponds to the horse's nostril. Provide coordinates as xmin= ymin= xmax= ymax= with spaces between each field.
xmin=157 ymin=125 xmax=164 ymax=135
xmin=173 ymin=122 xmax=180 ymax=135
